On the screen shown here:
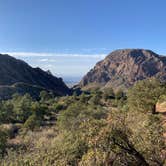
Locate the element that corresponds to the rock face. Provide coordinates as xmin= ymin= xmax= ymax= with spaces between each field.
xmin=0 ymin=54 xmax=71 ymax=99
xmin=79 ymin=49 xmax=166 ymax=90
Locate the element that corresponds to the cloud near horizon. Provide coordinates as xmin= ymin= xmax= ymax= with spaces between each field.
xmin=4 ymin=52 xmax=106 ymax=59
xmin=4 ymin=52 xmax=106 ymax=81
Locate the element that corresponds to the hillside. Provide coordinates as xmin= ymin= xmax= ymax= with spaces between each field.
xmin=79 ymin=49 xmax=166 ymax=90
xmin=0 ymin=78 xmax=165 ymax=165
xmin=0 ymin=52 xmax=165 ymax=166
xmin=0 ymin=54 xmax=71 ymax=99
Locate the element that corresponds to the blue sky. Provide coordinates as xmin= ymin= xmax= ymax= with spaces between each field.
xmin=0 ymin=0 xmax=166 ymax=81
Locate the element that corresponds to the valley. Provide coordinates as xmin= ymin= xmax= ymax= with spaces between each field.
xmin=0 ymin=50 xmax=165 ymax=165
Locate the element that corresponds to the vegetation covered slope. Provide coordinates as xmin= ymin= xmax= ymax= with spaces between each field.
xmin=0 ymin=54 xmax=71 ymax=99
xmin=0 ymin=79 xmax=165 ymax=165
xmin=79 ymin=49 xmax=166 ymax=90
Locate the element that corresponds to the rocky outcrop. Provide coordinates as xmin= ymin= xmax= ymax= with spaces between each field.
xmin=79 ymin=49 xmax=166 ymax=90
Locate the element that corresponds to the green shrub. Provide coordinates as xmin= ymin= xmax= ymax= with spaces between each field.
xmin=128 ymin=78 xmax=165 ymax=114
xmin=24 ymin=114 xmax=41 ymax=130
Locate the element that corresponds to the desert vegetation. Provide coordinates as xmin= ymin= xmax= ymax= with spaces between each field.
xmin=0 ymin=78 xmax=165 ymax=165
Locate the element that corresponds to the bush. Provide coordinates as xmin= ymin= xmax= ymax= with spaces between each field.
xmin=128 ymin=79 xmax=165 ymax=114
xmin=24 ymin=114 xmax=41 ymax=130
xmin=54 ymin=103 xmax=64 ymax=112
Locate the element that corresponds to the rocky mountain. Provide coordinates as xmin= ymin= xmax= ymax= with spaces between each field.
xmin=79 ymin=49 xmax=166 ymax=90
xmin=0 ymin=54 xmax=71 ymax=99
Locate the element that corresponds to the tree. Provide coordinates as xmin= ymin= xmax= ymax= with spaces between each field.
xmin=23 ymin=102 xmax=47 ymax=130
xmin=40 ymin=91 xmax=53 ymax=102
xmin=0 ymin=102 xmax=14 ymax=124
xmin=24 ymin=114 xmax=40 ymax=130
xmin=12 ymin=94 xmax=33 ymax=122
xmin=128 ymin=79 xmax=165 ymax=114
xmin=31 ymin=102 xmax=46 ymax=119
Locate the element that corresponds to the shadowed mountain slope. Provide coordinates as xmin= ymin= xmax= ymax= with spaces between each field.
xmin=0 ymin=54 xmax=71 ymax=99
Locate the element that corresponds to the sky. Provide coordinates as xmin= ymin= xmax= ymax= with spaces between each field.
xmin=0 ymin=0 xmax=166 ymax=81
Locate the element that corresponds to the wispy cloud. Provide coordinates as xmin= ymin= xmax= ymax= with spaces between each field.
xmin=39 ymin=58 xmax=57 ymax=62
xmin=4 ymin=52 xmax=106 ymax=59
xmin=40 ymin=58 xmax=49 ymax=62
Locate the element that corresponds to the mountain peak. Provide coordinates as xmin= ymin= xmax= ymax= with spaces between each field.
xmin=79 ymin=49 xmax=166 ymax=90
xmin=107 ymin=49 xmax=159 ymax=59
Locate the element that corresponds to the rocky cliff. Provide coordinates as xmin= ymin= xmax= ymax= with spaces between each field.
xmin=79 ymin=49 xmax=166 ymax=90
